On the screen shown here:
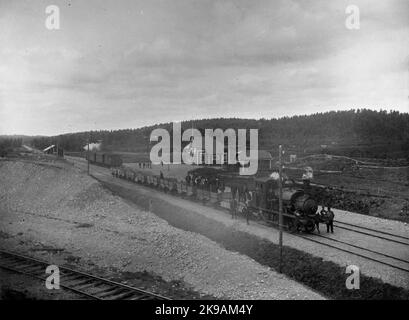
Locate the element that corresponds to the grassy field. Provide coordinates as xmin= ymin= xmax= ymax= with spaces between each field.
xmin=286 ymin=156 xmax=409 ymax=222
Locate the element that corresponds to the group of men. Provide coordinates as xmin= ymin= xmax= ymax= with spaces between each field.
xmin=315 ymin=206 xmax=335 ymax=233
xmin=185 ymin=173 xmax=221 ymax=191
xmin=137 ymin=162 xmax=151 ymax=169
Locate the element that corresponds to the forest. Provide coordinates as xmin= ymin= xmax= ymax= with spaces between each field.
xmin=0 ymin=137 xmax=23 ymax=157
xmin=29 ymin=109 xmax=409 ymax=159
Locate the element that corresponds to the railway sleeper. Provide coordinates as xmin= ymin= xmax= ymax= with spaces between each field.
xmin=93 ymin=287 xmax=123 ymax=298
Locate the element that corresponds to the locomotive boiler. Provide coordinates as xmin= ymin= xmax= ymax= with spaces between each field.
xmin=250 ymin=176 xmax=319 ymax=232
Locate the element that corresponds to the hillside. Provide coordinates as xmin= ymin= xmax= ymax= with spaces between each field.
xmin=30 ymin=109 xmax=409 ymax=159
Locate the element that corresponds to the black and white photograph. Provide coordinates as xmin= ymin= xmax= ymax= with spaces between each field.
xmin=0 ymin=0 xmax=408 ymax=308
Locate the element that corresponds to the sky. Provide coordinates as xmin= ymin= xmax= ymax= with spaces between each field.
xmin=0 ymin=0 xmax=408 ymax=135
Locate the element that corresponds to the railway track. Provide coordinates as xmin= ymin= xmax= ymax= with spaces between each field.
xmin=296 ymin=233 xmax=409 ymax=273
xmin=333 ymin=220 xmax=409 ymax=246
xmin=0 ymin=250 xmax=170 ymax=300
xmin=193 ymin=204 xmax=409 ymax=273
xmin=254 ymin=218 xmax=409 ymax=273
xmin=201 ymin=202 xmax=409 ymax=273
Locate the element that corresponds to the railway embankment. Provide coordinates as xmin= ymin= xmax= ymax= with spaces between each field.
xmin=0 ymin=159 xmax=323 ymax=299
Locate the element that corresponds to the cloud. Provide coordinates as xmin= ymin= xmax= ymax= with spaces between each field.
xmin=0 ymin=0 xmax=408 ymax=135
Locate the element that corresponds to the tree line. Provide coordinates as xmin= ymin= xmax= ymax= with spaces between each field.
xmin=30 ymin=109 xmax=409 ymax=159
xmin=0 ymin=137 xmax=23 ymax=157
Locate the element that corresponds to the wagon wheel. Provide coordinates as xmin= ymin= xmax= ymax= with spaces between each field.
xmin=304 ymin=220 xmax=315 ymax=233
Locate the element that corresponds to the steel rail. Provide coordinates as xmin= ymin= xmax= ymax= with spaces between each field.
xmin=293 ymin=234 xmax=409 ymax=273
xmin=332 ymin=224 xmax=409 ymax=246
xmin=334 ymin=220 xmax=409 ymax=242
xmin=312 ymin=234 xmax=409 ymax=265
xmin=0 ymin=250 xmax=170 ymax=300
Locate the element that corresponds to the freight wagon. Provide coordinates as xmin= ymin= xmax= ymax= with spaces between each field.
xmin=85 ymin=152 xmax=123 ymax=167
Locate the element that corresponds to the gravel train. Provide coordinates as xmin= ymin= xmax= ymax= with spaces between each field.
xmin=111 ymin=165 xmax=325 ymax=233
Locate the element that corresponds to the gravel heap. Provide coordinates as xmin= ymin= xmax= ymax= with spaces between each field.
xmin=0 ymin=160 xmax=323 ymax=299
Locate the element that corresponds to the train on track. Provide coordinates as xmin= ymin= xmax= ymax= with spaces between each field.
xmin=111 ymin=165 xmax=328 ymax=233
xmin=85 ymin=152 xmax=123 ymax=167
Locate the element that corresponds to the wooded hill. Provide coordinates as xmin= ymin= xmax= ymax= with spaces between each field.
xmin=30 ymin=109 xmax=409 ymax=159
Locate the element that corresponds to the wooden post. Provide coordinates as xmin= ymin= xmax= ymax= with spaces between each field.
xmin=149 ymin=199 xmax=153 ymax=212
xmin=278 ymin=145 xmax=283 ymax=273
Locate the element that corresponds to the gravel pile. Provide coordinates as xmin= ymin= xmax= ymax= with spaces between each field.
xmin=0 ymin=160 xmax=323 ymax=299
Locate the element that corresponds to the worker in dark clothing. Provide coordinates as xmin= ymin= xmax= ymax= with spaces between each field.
xmin=266 ymin=188 xmax=274 ymax=210
xmin=230 ymin=189 xmax=238 ymax=219
xmin=245 ymin=189 xmax=253 ymax=207
xmin=314 ymin=213 xmax=321 ymax=234
xmin=294 ymin=210 xmax=302 ymax=233
xmin=326 ymin=206 xmax=334 ymax=233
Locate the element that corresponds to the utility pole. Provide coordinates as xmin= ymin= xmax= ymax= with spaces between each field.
xmin=278 ymin=145 xmax=283 ymax=273
xmin=87 ymin=133 xmax=90 ymax=175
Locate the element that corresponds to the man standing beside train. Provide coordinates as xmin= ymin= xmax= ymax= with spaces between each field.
xmin=326 ymin=206 xmax=334 ymax=233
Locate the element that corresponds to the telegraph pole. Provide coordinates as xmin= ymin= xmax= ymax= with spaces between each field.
xmin=278 ymin=145 xmax=283 ymax=273
xmin=87 ymin=133 xmax=90 ymax=175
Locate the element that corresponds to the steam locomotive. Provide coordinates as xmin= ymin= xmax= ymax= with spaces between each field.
xmin=250 ymin=176 xmax=320 ymax=232
xmin=188 ymin=168 xmax=322 ymax=232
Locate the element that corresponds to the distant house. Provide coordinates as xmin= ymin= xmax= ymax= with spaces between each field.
xmin=43 ymin=144 xmax=64 ymax=157
xmin=257 ymin=150 xmax=273 ymax=171
xmin=43 ymin=145 xmax=56 ymax=154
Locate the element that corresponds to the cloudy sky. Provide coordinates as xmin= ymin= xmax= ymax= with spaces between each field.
xmin=0 ymin=0 xmax=408 ymax=135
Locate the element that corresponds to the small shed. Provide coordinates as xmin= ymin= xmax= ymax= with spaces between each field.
xmin=43 ymin=145 xmax=56 ymax=154
xmin=43 ymin=144 xmax=64 ymax=157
